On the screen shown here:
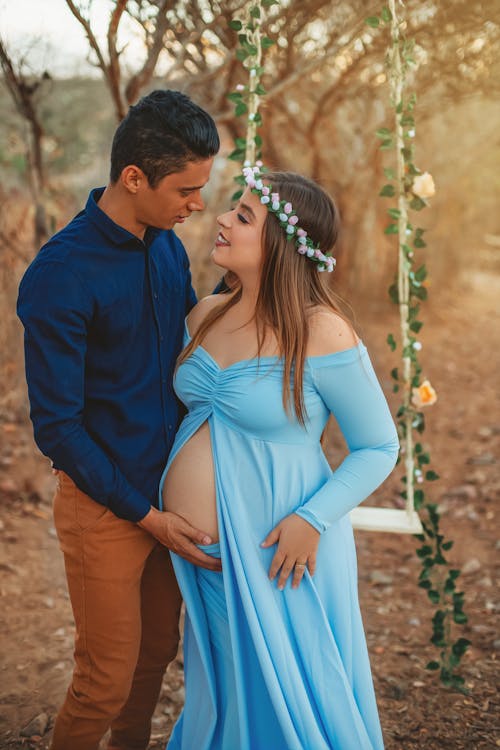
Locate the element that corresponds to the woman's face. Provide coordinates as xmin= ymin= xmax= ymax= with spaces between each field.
xmin=212 ymin=187 xmax=267 ymax=280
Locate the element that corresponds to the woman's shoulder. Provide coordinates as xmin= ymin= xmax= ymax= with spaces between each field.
xmin=186 ymin=294 xmax=226 ymax=335
xmin=306 ymin=306 xmax=359 ymax=357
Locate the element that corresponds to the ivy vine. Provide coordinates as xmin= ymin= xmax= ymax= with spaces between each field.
xmin=226 ymin=0 xmax=277 ymax=197
xmin=226 ymin=0 xmax=470 ymax=695
xmin=368 ymin=0 xmax=471 ymax=691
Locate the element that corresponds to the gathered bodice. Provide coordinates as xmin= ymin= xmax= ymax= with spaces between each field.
xmin=174 ymin=333 xmax=367 ymax=446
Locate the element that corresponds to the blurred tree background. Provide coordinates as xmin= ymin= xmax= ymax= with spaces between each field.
xmin=1 ymin=0 xmax=500 ymax=414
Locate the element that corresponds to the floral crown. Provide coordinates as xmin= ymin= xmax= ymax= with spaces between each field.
xmin=242 ymin=165 xmax=336 ymax=273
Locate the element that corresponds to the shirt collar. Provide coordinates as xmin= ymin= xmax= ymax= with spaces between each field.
xmin=85 ymin=187 xmax=161 ymax=249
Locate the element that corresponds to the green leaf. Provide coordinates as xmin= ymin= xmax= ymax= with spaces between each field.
xmin=453 ymin=612 xmax=468 ymax=624
xmin=388 ymin=282 xmax=399 ymax=304
xmin=235 ymin=101 xmax=248 ymax=117
xmin=228 ymin=148 xmax=245 ymax=162
xmin=401 ymin=114 xmax=415 ymax=127
xmin=249 ymin=5 xmax=261 ymax=18
xmin=227 ymin=91 xmax=243 ymax=103
xmin=235 ymin=137 xmax=247 ymax=148
xmin=229 ymin=19 xmax=243 ymax=30
xmin=387 ymin=333 xmax=397 ymax=351
xmin=410 ymin=196 xmax=426 ymax=211
xmin=444 ymin=579 xmax=456 ymax=594
xmin=379 ymin=184 xmax=395 ymax=197
xmin=409 ymin=320 xmax=423 ymax=333
xmin=376 ymin=127 xmax=392 ymax=138
xmin=365 ymin=16 xmax=380 ymax=27
xmin=231 ymin=189 xmax=243 ymax=202
xmin=262 ymin=0 xmax=279 ymax=7
xmin=384 ymin=167 xmax=395 ymax=180
xmin=414 ymin=489 xmax=424 ymax=507
xmin=416 ymin=545 xmax=432 ymax=558
xmin=453 ymin=638 xmax=471 ymax=655
xmin=412 ymin=286 xmax=428 ymax=301
xmin=428 ymin=589 xmax=440 ymax=603
xmin=414 ymin=264 xmax=427 ymax=282
xmin=418 ymin=579 xmax=431 ymax=590
xmin=384 ymin=223 xmax=399 ymax=235
xmin=390 ymin=367 xmax=398 ymax=380
xmin=388 ymin=208 xmax=401 ymax=219
xmin=442 ymin=540 xmax=454 ymax=551
xmin=426 ymin=470 xmax=440 ymax=481
xmin=380 ymin=139 xmax=393 ymax=150
xmin=381 ymin=6 xmax=392 ymax=22
xmin=254 ymin=134 xmax=262 ymax=147
xmin=255 ymin=83 xmax=267 ymax=95
xmin=262 ymin=36 xmax=275 ymax=48
xmin=426 ymin=661 xmax=440 ymax=671
xmin=236 ymin=48 xmax=248 ymax=61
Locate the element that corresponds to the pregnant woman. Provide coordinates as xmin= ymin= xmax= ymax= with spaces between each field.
xmin=160 ymin=169 xmax=399 ymax=750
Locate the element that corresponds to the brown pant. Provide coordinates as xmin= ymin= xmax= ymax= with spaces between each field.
xmin=50 ymin=472 xmax=182 ymax=750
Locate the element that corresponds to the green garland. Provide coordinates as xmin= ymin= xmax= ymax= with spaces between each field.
xmin=226 ymin=1 xmax=276 ymax=199
xmin=368 ymin=2 xmax=470 ymax=691
xmin=227 ymin=0 xmax=470 ymax=694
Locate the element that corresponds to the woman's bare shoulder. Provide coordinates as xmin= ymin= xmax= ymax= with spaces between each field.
xmin=306 ymin=306 xmax=359 ymax=356
xmin=186 ymin=294 xmax=227 ymax=335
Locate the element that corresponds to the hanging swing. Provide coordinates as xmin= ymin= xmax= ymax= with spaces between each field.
xmin=230 ymin=1 xmax=427 ymax=536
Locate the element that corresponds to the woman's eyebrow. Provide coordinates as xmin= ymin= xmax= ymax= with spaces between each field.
xmin=238 ymin=202 xmax=256 ymax=220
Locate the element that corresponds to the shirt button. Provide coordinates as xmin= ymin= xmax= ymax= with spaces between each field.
xmin=168 ymin=424 xmax=173 ymax=430
xmin=160 ymin=335 xmax=164 ymax=342
xmin=153 ymin=292 xmax=158 ymax=299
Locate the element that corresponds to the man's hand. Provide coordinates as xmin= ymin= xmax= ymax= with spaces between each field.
xmin=138 ymin=507 xmax=222 ymax=571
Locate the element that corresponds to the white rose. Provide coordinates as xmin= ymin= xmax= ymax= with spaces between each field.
xmin=412 ymin=172 xmax=435 ymax=199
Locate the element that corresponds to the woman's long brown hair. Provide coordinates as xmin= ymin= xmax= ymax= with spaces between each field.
xmin=179 ymin=171 xmax=350 ymax=424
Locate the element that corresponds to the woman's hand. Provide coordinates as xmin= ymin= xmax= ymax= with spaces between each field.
xmin=261 ymin=513 xmax=320 ymax=590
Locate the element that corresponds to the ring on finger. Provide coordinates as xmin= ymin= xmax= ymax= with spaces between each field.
xmin=295 ymin=562 xmax=307 ymax=569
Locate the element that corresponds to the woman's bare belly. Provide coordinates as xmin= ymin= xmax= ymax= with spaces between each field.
xmin=162 ymin=422 xmax=219 ymax=542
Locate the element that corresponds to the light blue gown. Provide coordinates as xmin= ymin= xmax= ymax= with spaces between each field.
xmin=160 ymin=322 xmax=399 ymax=750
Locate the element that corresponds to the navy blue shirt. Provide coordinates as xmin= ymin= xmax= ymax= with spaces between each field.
xmin=17 ymin=188 xmax=197 ymax=522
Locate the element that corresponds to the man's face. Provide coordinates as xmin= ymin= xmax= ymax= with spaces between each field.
xmin=136 ymin=158 xmax=214 ymax=231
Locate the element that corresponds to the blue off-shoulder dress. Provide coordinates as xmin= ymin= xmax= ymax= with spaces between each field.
xmin=159 ymin=322 xmax=399 ymax=750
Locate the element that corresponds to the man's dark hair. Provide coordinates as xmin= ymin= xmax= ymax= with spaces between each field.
xmin=110 ymin=89 xmax=220 ymax=186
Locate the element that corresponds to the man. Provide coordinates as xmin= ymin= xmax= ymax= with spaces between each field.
xmin=17 ymin=89 xmax=221 ymax=750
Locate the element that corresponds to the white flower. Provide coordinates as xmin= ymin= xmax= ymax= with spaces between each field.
xmin=408 ymin=129 xmax=415 ymax=138
xmin=250 ymin=68 xmax=257 ymax=77
xmin=236 ymin=84 xmax=245 ymax=92
xmin=412 ymin=172 xmax=436 ymax=199
xmin=413 ymin=341 xmax=422 ymax=351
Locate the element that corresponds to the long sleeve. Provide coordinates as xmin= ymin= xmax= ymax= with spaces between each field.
xmin=17 ymin=261 xmax=152 ymax=521
xmin=295 ymin=345 xmax=399 ymax=533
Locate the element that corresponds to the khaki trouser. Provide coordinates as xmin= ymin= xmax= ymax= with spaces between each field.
xmin=50 ymin=472 xmax=182 ymax=750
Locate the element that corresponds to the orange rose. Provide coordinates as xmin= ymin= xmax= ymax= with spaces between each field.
xmin=411 ymin=379 xmax=437 ymax=408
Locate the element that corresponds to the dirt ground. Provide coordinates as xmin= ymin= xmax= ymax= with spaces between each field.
xmin=0 ymin=272 xmax=498 ymax=750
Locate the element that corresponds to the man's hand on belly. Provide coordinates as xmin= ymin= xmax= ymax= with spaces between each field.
xmin=138 ymin=507 xmax=222 ymax=571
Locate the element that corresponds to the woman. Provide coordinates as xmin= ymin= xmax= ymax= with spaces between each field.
xmin=160 ymin=169 xmax=399 ymax=750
